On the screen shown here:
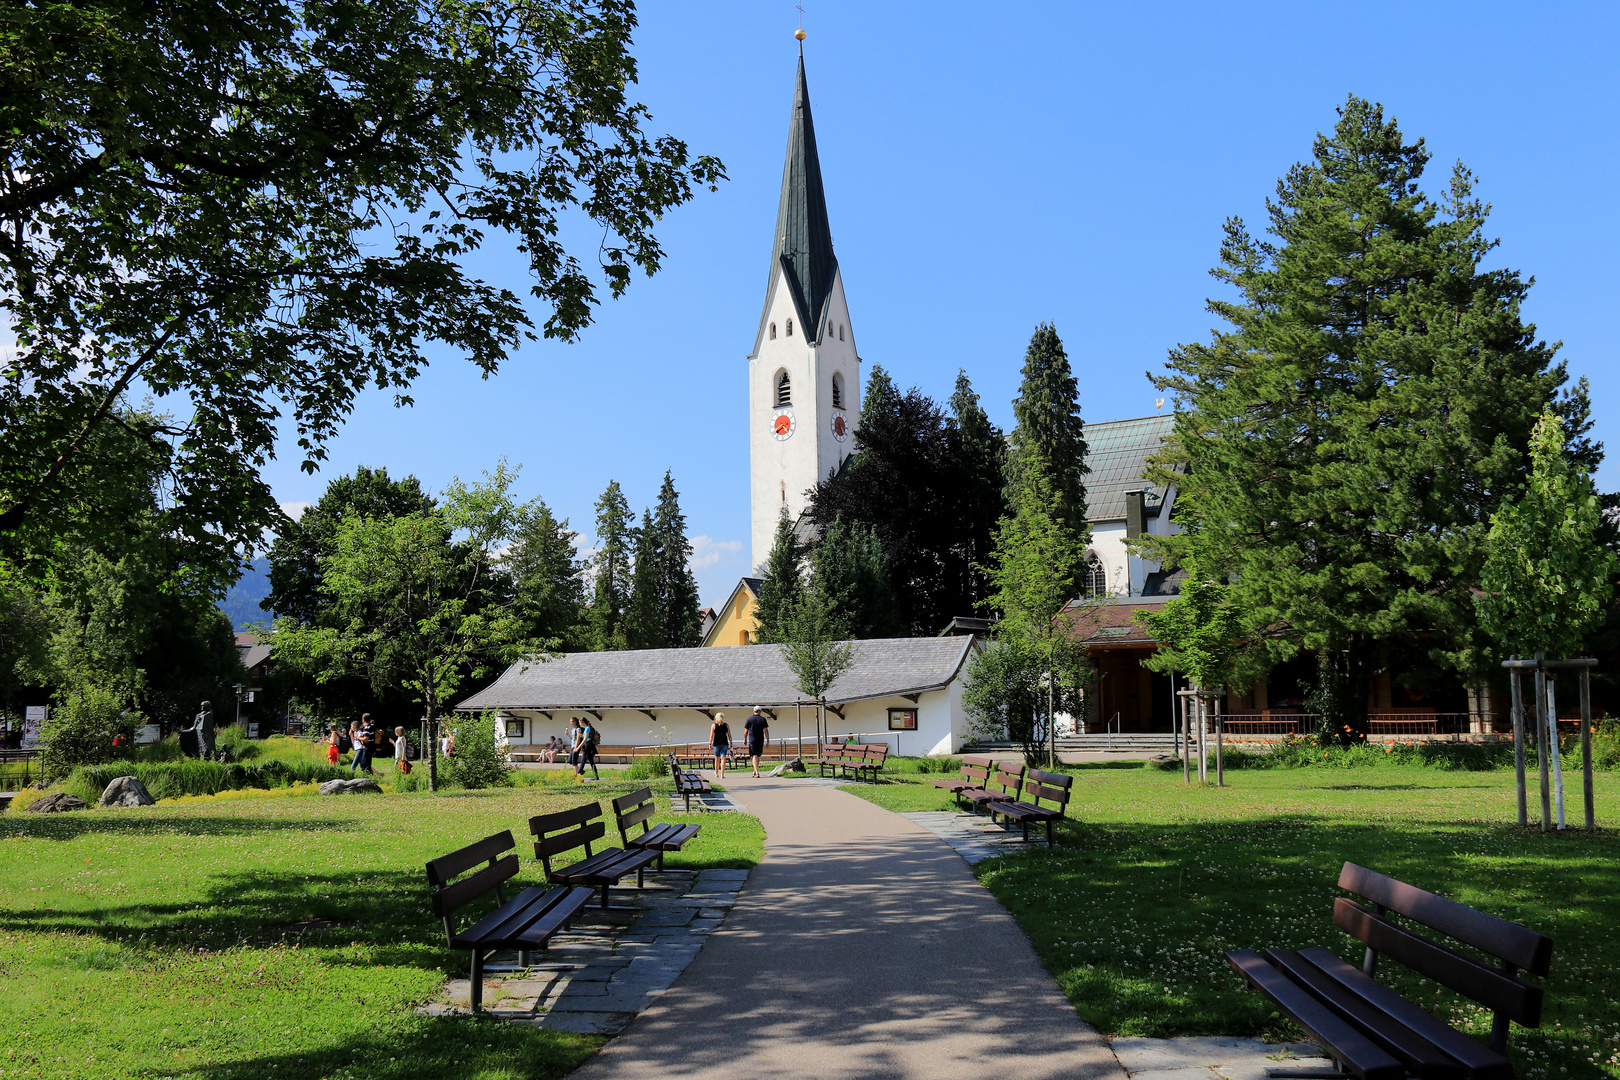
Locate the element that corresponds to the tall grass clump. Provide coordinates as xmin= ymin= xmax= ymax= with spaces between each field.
xmin=63 ymin=759 xmax=353 ymax=803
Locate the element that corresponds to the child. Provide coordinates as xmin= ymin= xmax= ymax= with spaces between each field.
xmin=326 ymin=726 xmax=341 ymax=766
xmin=391 ymin=726 xmax=408 ymax=771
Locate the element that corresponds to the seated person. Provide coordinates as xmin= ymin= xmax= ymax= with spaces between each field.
xmin=541 ymin=735 xmax=562 ymax=763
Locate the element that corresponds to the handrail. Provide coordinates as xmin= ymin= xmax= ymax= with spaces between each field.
xmin=1105 ymin=712 xmax=1121 ymax=751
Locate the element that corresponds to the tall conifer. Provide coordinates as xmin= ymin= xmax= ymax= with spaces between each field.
xmin=1006 ymin=324 xmax=1088 ymax=537
xmin=811 ymin=515 xmax=901 ymax=639
xmin=625 ymin=508 xmax=659 ymax=649
xmin=587 ymin=480 xmax=633 ymax=651
xmin=649 ymin=471 xmax=701 ymax=648
xmin=1145 ymin=96 xmax=1595 ymax=740
xmin=752 ymin=512 xmax=804 ymax=644
xmin=506 ymin=498 xmax=587 ymax=650
xmin=949 ymin=369 xmax=1008 ymax=607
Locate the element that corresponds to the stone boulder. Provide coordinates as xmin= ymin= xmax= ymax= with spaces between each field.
xmin=26 ymin=793 xmax=88 ymax=813
xmin=99 ymin=775 xmax=157 ymax=807
xmin=1147 ymin=753 xmax=1182 ymax=770
xmin=319 ymin=777 xmax=383 ymax=795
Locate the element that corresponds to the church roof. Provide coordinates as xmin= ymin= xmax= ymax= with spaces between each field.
xmin=1085 ymin=413 xmax=1178 ymax=522
xmin=455 ymin=636 xmax=977 ymax=712
xmin=768 ymin=49 xmax=838 ymax=341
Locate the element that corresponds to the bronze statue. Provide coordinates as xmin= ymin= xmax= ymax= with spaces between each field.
xmin=188 ymin=700 xmax=216 ymax=760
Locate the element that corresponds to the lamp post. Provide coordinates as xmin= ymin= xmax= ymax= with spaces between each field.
xmin=232 ymin=683 xmax=245 ymax=735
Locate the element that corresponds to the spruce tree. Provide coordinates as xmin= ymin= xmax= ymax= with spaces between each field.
xmin=752 ymin=512 xmax=804 ymax=644
xmin=949 ymin=369 xmax=1008 ymax=608
xmin=856 ymin=364 xmax=900 ymax=445
xmin=1006 ymin=324 xmax=1088 ymax=537
xmin=625 ymin=508 xmax=659 ymax=649
xmin=506 ymin=498 xmax=587 ymax=650
xmin=811 ymin=515 xmax=901 ymax=639
xmin=649 ymin=471 xmax=702 ymax=648
xmin=587 ymin=480 xmax=634 ymax=651
xmin=1145 ymin=96 xmax=1594 ymax=742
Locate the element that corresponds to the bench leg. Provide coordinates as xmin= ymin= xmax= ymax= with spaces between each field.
xmin=636 ymin=866 xmax=644 ymax=889
xmin=519 ymin=948 xmax=531 ymax=967
xmin=470 ymin=949 xmax=483 ymax=1013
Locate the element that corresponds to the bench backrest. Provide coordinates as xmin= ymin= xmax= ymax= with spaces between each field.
xmin=1021 ymin=768 xmax=1073 ymax=812
xmin=960 ymin=755 xmax=993 ymax=785
xmin=991 ymin=762 xmax=1026 ymax=798
xmin=1336 ymin=861 xmax=1552 ymax=1027
xmin=530 ymin=803 xmax=606 ymax=878
xmin=613 ymin=786 xmax=658 ymax=845
xmin=860 ymin=744 xmax=889 ymax=767
xmin=425 ymin=830 xmax=520 ymax=938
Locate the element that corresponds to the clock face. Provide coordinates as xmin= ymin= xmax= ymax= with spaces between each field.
xmin=831 ymin=412 xmax=848 ymax=441
xmin=772 ymin=410 xmax=795 ymax=440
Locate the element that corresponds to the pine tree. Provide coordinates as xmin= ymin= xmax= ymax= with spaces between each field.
xmin=1145 ymin=96 xmax=1595 ymax=741
xmin=587 ymin=480 xmax=634 ymax=651
xmin=752 ymin=512 xmax=804 ymax=644
xmin=810 ymin=516 xmax=901 ymax=639
xmin=625 ymin=508 xmax=659 ymax=649
xmin=506 ymin=498 xmax=586 ymax=650
xmin=650 ymin=471 xmax=701 ymax=648
xmin=1006 ymin=324 xmax=1088 ymax=537
xmin=856 ymin=364 xmax=900 ymax=445
xmin=948 ymin=369 xmax=1008 ymax=609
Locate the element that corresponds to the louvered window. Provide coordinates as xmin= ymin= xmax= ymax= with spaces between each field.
xmin=775 ymin=370 xmax=792 ymax=407
xmin=839 ymin=324 xmax=845 ymax=341
xmin=786 ymin=318 xmax=793 ymax=337
xmin=769 ymin=322 xmax=777 ymax=340
xmin=831 ymin=372 xmax=844 ymax=409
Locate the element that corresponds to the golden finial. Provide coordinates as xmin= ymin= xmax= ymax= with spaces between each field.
xmin=795 ymin=27 xmax=807 ymax=40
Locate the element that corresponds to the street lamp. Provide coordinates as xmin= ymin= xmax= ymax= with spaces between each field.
xmin=232 ymin=683 xmax=246 ymax=736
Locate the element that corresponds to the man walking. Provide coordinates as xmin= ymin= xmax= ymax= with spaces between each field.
xmin=575 ymin=716 xmax=600 ymax=781
xmin=744 ymin=707 xmax=770 ymax=778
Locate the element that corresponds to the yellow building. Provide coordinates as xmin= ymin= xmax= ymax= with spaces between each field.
xmin=702 ymin=577 xmax=762 ymax=646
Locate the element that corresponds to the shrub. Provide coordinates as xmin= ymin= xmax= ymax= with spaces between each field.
xmin=444 ymin=711 xmax=513 ymax=790
xmin=38 ymin=684 xmax=139 ymax=781
xmin=62 ymin=759 xmax=352 ymax=803
xmin=623 ymin=755 xmax=671 ymax=781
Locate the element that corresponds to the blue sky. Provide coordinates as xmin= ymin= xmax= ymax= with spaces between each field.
xmin=256 ymin=1 xmax=1620 ymax=608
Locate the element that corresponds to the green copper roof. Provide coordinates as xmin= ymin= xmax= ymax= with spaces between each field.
xmin=769 ymin=49 xmax=837 ymax=341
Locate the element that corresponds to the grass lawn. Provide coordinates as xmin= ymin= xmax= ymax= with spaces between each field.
xmin=1 ymin=775 xmax=762 ymax=1080
xmin=842 ymin=763 xmax=1620 ymax=1080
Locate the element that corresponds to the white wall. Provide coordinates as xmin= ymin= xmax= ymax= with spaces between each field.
xmin=1088 ymin=484 xmax=1180 ymax=596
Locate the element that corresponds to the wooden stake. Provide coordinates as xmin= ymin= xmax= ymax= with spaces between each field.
xmin=1580 ymin=666 xmax=1595 ymax=831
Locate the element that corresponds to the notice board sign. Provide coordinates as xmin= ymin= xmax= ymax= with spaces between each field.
xmin=888 ymin=708 xmax=918 ymax=731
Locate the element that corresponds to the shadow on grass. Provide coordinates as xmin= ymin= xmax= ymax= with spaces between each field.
xmin=0 ymin=813 xmax=355 ymax=841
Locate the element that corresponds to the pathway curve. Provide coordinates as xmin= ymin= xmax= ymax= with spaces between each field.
xmin=571 ymin=774 xmax=1125 ymax=1080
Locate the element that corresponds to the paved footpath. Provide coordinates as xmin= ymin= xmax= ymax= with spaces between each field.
xmin=571 ymin=774 xmax=1126 ymax=1080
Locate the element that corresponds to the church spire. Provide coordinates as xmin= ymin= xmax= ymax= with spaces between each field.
xmin=770 ymin=48 xmax=837 ymax=341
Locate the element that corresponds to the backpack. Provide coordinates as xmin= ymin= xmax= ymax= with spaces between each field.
xmin=584 ymin=724 xmax=599 ymax=750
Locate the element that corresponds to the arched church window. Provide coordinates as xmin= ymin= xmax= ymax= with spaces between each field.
xmin=1083 ymin=552 xmax=1108 ymax=598
xmin=769 ymin=322 xmax=777 ymax=340
xmin=786 ymin=318 xmax=793 ymax=337
xmin=831 ymin=371 xmax=845 ymax=410
xmin=775 ymin=370 xmax=792 ymax=408
xmin=839 ymin=324 xmax=845 ymax=341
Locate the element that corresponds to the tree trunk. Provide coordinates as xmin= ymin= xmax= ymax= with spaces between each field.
xmin=427 ymin=702 xmax=439 ymax=792
xmin=1047 ymin=665 xmax=1056 ymax=770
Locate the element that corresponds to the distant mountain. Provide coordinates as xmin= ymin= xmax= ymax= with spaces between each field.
xmin=219 ymin=557 xmax=274 ymax=631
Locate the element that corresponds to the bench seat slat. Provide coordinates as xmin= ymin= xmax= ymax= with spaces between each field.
xmin=987 ymin=800 xmax=1061 ymax=821
xmin=1297 ymin=948 xmax=1514 ymax=1080
xmin=452 ymin=885 xmax=594 ymax=948
xmin=1264 ymin=948 xmax=1469 ymax=1080
xmin=1334 ymin=900 xmax=1543 ymax=1026
xmin=550 ymin=845 xmax=659 ymax=886
xmin=630 ymin=823 xmax=700 ymax=851
xmin=1227 ymin=950 xmax=1405 ymax=1080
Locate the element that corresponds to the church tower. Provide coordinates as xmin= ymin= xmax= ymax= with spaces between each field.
xmin=748 ymin=47 xmax=859 ymax=569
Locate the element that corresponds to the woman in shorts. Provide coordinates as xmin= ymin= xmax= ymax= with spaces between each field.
xmin=709 ymin=713 xmax=731 ymax=777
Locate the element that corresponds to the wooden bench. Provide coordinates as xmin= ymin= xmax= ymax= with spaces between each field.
xmin=814 ymin=742 xmax=862 ymax=779
xmin=424 ymin=830 xmax=594 ymax=1013
xmin=987 ymin=767 xmax=1073 ymax=844
xmin=961 ymin=760 xmax=1026 ymax=814
xmin=613 ymin=786 xmax=701 ymax=870
xmin=848 ymin=743 xmax=889 ymax=782
xmin=930 ymin=755 xmax=995 ymax=808
xmin=1227 ymin=862 xmax=1553 ymax=1080
xmin=668 ymin=752 xmax=712 ymax=811
xmin=816 ymin=742 xmax=889 ymax=782
xmin=529 ymin=803 xmax=661 ymax=910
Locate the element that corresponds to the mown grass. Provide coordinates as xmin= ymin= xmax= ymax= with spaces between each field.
xmin=1 ymin=777 xmax=762 ymax=1080
xmin=841 ymin=763 xmax=1620 ymax=1080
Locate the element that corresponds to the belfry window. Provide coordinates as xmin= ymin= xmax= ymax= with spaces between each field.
xmin=786 ymin=318 xmax=793 ymax=337
xmin=839 ymin=324 xmax=845 ymax=341
xmin=769 ymin=322 xmax=777 ymax=340
xmin=775 ymin=370 xmax=792 ymax=408
xmin=831 ymin=371 xmax=845 ymax=409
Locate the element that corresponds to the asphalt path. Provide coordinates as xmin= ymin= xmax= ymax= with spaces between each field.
xmin=570 ymin=774 xmax=1125 ymax=1080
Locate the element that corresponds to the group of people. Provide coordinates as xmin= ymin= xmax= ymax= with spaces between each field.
xmin=536 ymin=716 xmax=603 ymax=780
xmin=325 ymin=713 xmax=410 ymax=774
xmin=708 ymin=708 xmax=770 ymax=778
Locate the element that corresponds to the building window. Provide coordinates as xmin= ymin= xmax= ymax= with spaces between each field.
xmin=831 ymin=371 xmax=845 ymax=409
xmin=786 ymin=318 xmax=793 ymax=337
xmin=738 ymin=629 xmax=748 ymax=646
xmin=769 ymin=322 xmax=777 ymax=340
xmin=505 ymin=716 xmax=525 ymax=739
xmin=839 ymin=324 xmax=845 ymax=341
xmin=775 ymin=370 xmax=792 ymax=407
xmin=1083 ymin=552 xmax=1107 ymax=598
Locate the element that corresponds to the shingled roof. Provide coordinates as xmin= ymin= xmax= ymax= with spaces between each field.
xmin=766 ymin=49 xmax=838 ymax=342
xmin=456 ymin=636 xmax=976 ymax=712
xmin=1085 ymin=413 xmax=1177 ymax=522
